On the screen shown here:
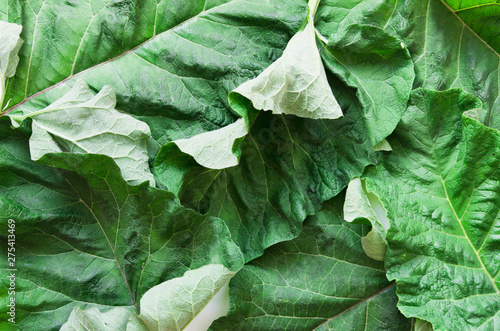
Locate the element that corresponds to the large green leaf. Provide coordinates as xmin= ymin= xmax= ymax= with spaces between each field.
xmin=155 ymin=72 xmax=383 ymax=262
xmin=0 ymin=117 xmax=244 ymax=330
xmin=385 ymin=0 xmax=500 ymax=130
xmin=315 ymin=0 xmax=415 ymax=146
xmin=442 ymin=0 xmax=500 ymax=54
xmin=0 ymin=0 xmax=233 ymax=109
xmin=361 ymin=88 xmax=500 ymax=330
xmin=5 ymin=0 xmax=308 ymax=147
xmin=210 ymin=195 xmax=412 ymax=330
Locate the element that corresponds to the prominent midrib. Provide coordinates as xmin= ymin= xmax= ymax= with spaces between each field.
xmin=439 ymin=0 xmax=500 ymax=58
xmin=312 ymin=283 xmax=396 ymax=330
xmin=453 ymin=2 xmax=499 ymax=13
xmin=65 ymin=178 xmax=139 ymax=312
xmin=2 ymin=0 xmax=236 ymax=115
xmin=438 ymin=172 xmax=500 ymax=295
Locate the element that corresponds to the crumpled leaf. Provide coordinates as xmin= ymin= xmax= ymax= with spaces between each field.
xmin=210 ymin=195 xmax=412 ymax=330
xmin=169 ymin=118 xmax=248 ymax=170
xmin=362 ymin=88 xmax=500 ymax=330
xmin=8 ymin=79 xmax=155 ymax=186
xmin=314 ymin=1 xmax=415 ymax=146
xmin=0 ymin=20 xmax=22 ymax=108
xmin=385 ymin=0 xmax=500 ymax=129
xmin=136 ymin=264 xmax=234 ymax=331
xmin=344 ymin=177 xmax=388 ymax=261
xmin=232 ymin=22 xmax=342 ymax=120
xmin=0 ymin=117 xmax=244 ymax=330
xmin=60 ymin=264 xmax=234 ymax=331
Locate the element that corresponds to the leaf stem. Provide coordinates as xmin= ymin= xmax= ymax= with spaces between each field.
xmin=309 ymin=0 xmax=321 ymax=19
xmin=0 ymin=73 xmax=5 ymax=110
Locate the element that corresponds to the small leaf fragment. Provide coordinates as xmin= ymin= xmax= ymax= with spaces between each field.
xmin=361 ymin=229 xmax=387 ymax=261
xmin=172 ymin=118 xmax=248 ymax=169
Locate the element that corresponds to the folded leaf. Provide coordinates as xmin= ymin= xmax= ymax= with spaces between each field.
xmin=8 ymin=79 xmax=155 ymax=186
xmin=136 ymin=264 xmax=234 ymax=331
xmin=344 ymin=177 xmax=388 ymax=261
xmin=0 ymin=20 xmax=22 ymax=108
xmin=211 ymin=195 xmax=412 ymax=330
xmin=170 ymin=118 xmax=248 ymax=170
xmin=363 ymin=88 xmax=500 ymax=330
xmin=0 ymin=117 xmax=244 ymax=330
xmin=155 ymin=75 xmax=382 ymax=261
xmin=315 ymin=1 xmax=415 ymax=146
xmin=232 ymin=23 xmax=342 ymax=120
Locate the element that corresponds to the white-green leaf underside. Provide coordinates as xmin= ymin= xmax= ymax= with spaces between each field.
xmin=233 ymin=22 xmax=342 ymax=120
xmin=8 ymin=79 xmax=155 ymax=185
xmin=60 ymin=264 xmax=235 ymax=331
xmin=0 ymin=20 xmax=23 ymax=109
xmin=173 ymin=118 xmax=248 ymax=169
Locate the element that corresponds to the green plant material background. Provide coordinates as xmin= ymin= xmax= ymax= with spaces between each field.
xmin=362 ymin=89 xmax=500 ymax=330
xmin=210 ymin=195 xmax=412 ymax=330
xmin=2 ymin=0 xmax=500 ymax=329
xmin=154 ymin=76 xmax=384 ymax=262
xmin=0 ymin=117 xmax=244 ymax=330
xmin=153 ymin=0 xmax=414 ymax=262
xmin=4 ymin=0 xmax=415 ymax=263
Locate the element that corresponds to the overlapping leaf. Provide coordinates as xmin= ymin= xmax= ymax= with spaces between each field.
xmin=0 ymin=117 xmax=243 ymax=330
xmin=315 ymin=0 xmax=415 ymax=146
xmin=0 ymin=0 xmax=233 ymax=109
xmin=155 ymin=74 xmax=383 ymax=262
xmin=385 ymin=0 xmax=500 ymax=130
xmin=443 ymin=0 xmax=500 ymax=54
xmin=361 ymin=89 xmax=500 ymax=330
xmin=8 ymin=80 xmax=155 ymax=186
xmin=210 ymin=195 xmax=412 ymax=330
